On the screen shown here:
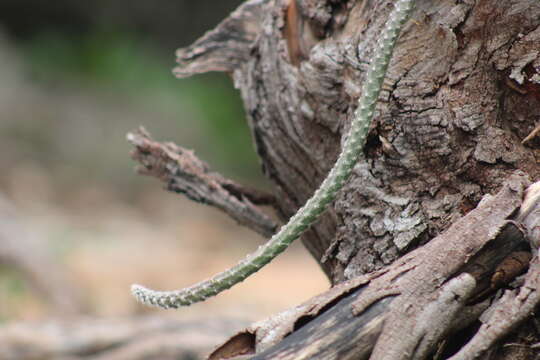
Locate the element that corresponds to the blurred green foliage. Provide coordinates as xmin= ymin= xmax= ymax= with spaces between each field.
xmin=0 ymin=265 xmax=27 ymax=322
xmin=20 ymin=30 xmax=263 ymax=183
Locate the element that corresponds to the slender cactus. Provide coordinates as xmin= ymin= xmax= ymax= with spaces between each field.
xmin=131 ymin=0 xmax=415 ymax=309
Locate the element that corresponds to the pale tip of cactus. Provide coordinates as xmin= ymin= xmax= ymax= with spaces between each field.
xmin=131 ymin=284 xmax=147 ymax=300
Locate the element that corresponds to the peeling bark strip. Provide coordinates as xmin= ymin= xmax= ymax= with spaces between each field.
xmin=127 ymin=127 xmax=278 ymax=238
xmin=131 ymin=0 xmax=415 ymax=309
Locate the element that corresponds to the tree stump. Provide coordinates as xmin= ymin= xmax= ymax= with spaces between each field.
xmin=136 ymin=0 xmax=540 ymax=358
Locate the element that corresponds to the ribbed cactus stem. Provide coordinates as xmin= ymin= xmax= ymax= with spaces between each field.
xmin=131 ymin=0 xmax=415 ymax=309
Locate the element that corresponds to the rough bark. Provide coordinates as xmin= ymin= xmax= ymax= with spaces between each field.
xmin=208 ymin=174 xmax=538 ymax=360
xmin=171 ymin=0 xmax=540 ymax=358
xmin=176 ymin=0 xmax=540 ymax=282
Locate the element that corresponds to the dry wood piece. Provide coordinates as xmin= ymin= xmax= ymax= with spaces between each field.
xmin=174 ymin=0 xmax=267 ymax=78
xmin=449 ymin=257 xmax=540 ymax=360
xmin=0 ymin=316 xmax=248 ymax=360
xmin=127 ymin=127 xmax=278 ymax=238
xmin=209 ymin=173 xmax=539 ymax=360
xmin=448 ymin=182 xmax=540 ymax=360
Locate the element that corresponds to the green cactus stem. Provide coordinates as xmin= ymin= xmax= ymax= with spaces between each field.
xmin=131 ymin=0 xmax=415 ymax=309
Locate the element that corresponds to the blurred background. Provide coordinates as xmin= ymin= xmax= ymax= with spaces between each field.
xmin=0 ymin=0 xmax=327 ymax=334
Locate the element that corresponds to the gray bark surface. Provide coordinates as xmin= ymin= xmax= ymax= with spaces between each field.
xmin=229 ymin=0 xmax=540 ymax=283
xmin=174 ymin=0 xmax=540 ymax=358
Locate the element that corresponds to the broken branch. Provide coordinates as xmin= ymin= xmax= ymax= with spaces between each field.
xmin=127 ymin=127 xmax=278 ymax=238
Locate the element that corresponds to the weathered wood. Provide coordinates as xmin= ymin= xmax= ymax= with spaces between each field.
xmin=175 ymin=0 xmax=540 ymax=283
xmin=209 ymin=174 xmax=536 ymax=360
xmin=3 ymin=0 xmax=540 ymax=359
xmin=171 ymin=0 xmax=540 ymax=358
xmin=127 ymin=127 xmax=278 ymax=238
